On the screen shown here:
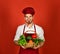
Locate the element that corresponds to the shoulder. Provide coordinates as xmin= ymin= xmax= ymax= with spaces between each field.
xmin=35 ymin=24 xmax=44 ymax=33
xmin=35 ymin=24 xmax=44 ymax=30
xmin=17 ymin=24 xmax=25 ymax=30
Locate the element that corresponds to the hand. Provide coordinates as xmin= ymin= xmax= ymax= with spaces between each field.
xmin=21 ymin=45 xmax=27 ymax=49
xmin=33 ymin=44 xmax=40 ymax=49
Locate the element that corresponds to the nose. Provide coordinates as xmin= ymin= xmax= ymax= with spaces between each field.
xmin=27 ymin=16 xmax=30 ymax=19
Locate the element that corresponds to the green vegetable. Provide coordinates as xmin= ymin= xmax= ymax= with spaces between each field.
xmin=33 ymin=38 xmax=39 ymax=46
xmin=18 ymin=35 xmax=27 ymax=46
xmin=38 ymin=39 xmax=44 ymax=43
xmin=20 ymin=35 xmax=25 ymax=39
xmin=26 ymin=36 xmax=32 ymax=41
xmin=33 ymin=38 xmax=44 ymax=46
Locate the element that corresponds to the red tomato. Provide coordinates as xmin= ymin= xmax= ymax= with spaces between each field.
xmin=32 ymin=34 xmax=37 ymax=38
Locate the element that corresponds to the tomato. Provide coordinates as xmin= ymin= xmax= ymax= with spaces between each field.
xmin=32 ymin=34 xmax=37 ymax=38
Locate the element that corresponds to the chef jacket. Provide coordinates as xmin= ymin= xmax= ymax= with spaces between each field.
xmin=14 ymin=24 xmax=45 ymax=41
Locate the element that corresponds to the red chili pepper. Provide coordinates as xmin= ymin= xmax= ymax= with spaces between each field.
xmin=32 ymin=34 xmax=37 ymax=38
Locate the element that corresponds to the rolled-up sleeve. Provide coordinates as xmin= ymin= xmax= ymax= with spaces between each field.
xmin=37 ymin=27 xmax=45 ymax=41
xmin=13 ymin=26 xmax=21 ymax=41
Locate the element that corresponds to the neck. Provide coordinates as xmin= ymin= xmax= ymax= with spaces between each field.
xmin=25 ymin=22 xmax=34 ymax=28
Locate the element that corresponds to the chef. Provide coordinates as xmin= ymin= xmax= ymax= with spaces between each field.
xmin=13 ymin=7 xmax=45 ymax=54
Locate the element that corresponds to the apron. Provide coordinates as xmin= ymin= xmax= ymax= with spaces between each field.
xmin=19 ymin=24 xmax=39 ymax=54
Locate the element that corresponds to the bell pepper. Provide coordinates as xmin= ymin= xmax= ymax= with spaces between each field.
xmin=32 ymin=34 xmax=37 ymax=38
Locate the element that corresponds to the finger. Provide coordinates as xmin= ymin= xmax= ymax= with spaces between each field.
xmin=33 ymin=47 xmax=37 ymax=49
xmin=21 ymin=46 xmax=26 ymax=49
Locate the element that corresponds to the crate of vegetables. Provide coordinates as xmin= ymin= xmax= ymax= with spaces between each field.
xmin=18 ymin=34 xmax=44 ymax=48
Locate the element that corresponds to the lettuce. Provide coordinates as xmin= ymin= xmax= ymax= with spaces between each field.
xmin=18 ymin=35 xmax=27 ymax=46
xmin=33 ymin=38 xmax=44 ymax=46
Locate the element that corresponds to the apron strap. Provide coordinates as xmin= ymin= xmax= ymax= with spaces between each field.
xmin=23 ymin=24 xmax=25 ymax=34
xmin=34 ymin=24 xmax=36 ymax=33
xmin=23 ymin=24 xmax=36 ymax=34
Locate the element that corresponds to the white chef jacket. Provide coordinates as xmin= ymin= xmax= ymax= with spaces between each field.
xmin=13 ymin=24 xmax=45 ymax=41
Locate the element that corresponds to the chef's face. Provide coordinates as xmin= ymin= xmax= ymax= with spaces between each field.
xmin=24 ymin=14 xmax=34 ymax=24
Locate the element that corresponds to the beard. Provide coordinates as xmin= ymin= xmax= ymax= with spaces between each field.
xmin=26 ymin=20 xmax=32 ymax=24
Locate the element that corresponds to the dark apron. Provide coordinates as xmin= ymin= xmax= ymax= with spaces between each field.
xmin=19 ymin=24 xmax=39 ymax=54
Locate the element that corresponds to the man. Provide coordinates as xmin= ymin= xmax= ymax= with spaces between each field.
xmin=13 ymin=7 xmax=45 ymax=54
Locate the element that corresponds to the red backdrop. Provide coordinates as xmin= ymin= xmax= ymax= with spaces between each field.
xmin=0 ymin=0 xmax=60 ymax=54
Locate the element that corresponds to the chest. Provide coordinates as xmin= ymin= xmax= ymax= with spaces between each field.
xmin=19 ymin=25 xmax=39 ymax=35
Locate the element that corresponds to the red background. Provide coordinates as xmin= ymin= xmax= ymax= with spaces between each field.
xmin=0 ymin=0 xmax=60 ymax=54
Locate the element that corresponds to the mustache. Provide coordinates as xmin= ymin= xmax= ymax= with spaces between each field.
xmin=25 ymin=21 xmax=32 ymax=24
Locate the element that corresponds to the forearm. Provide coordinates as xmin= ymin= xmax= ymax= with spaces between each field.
xmin=14 ymin=40 xmax=20 ymax=46
xmin=39 ymin=41 xmax=45 ymax=47
xmin=14 ymin=40 xmax=27 ymax=49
